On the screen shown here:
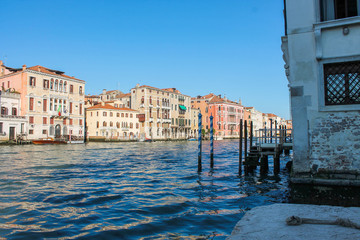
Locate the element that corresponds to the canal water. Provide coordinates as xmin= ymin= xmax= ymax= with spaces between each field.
xmin=0 ymin=140 xmax=290 ymax=239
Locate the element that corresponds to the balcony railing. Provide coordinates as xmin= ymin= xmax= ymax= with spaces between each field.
xmin=0 ymin=115 xmax=26 ymax=119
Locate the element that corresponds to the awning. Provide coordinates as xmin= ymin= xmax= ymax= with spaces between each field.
xmin=179 ymin=105 xmax=187 ymax=111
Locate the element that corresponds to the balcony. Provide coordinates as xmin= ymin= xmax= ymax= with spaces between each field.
xmin=163 ymin=118 xmax=171 ymax=123
xmin=49 ymin=111 xmax=70 ymax=118
xmin=0 ymin=115 xmax=26 ymax=120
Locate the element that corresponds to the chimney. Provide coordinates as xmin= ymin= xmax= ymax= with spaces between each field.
xmin=22 ymin=65 xmax=26 ymax=71
xmin=102 ymin=89 xmax=106 ymax=95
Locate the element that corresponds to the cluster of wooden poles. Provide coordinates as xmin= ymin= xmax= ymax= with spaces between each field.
xmin=197 ymin=113 xmax=290 ymax=175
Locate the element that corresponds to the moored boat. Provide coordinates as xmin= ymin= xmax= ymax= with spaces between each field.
xmin=32 ymin=138 xmax=67 ymax=145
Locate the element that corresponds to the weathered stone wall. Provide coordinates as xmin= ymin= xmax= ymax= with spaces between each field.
xmin=309 ymin=112 xmax=360 ymax=176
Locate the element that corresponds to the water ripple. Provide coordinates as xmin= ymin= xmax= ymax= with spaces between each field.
xmin=0 ymin=140 xmax=290 ymax=239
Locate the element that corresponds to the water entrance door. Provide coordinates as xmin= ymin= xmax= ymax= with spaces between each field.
xmin=9 ymin=127 xmax=15 ymax=140
xmin=55 ymin=124 xmax=61 ymax=138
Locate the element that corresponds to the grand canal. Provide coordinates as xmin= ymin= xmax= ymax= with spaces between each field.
xmin=0 ymin=140 xmax=290 ymax=239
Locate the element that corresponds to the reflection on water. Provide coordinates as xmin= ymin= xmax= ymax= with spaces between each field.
xmin=0 ymin=140 xmax=290 ymax=239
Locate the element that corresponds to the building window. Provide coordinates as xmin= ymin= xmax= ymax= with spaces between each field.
xmin=117 ymin=113 xmax=120 ymax=117
xmin=0 ymin=122 xmax=2 ymax=133
xmin=103 ymin=121 xmax=107 ymax=127
xmin=103 ymin=112 xmax=107 ymax=117
xmin=324 ymin=61 xmax=360 ymax=105
xmin=50 ymin=79 xmax=54 ymax=90
xmin=80 ymin=119 xmax=83 ymax=125
xmin=320 ymin=0 xmax=359 ymax=21
xmin=70 ymin=102 xmax=73 ymax=114
xmin=70 ymin=85 xmax=74 ymax=93
xmin=79 ymin=86 xmax=83 ymax=95
xmin=126 ymin=113 xmax=128 ymax=117
xmin=43 ymin=117 xmax=47 ymax=124
xmin=1 ymin=107 xmax=7 ymax=115
xmin=50 ymin=118 xmax=54 ymax=125
xmin=69 ymin=119 xmax=73 ymax=125
xmin=97 ymin=121 xmax=99 ymax=128
xmin=29 ymin=129 xmax=34 ymax=135
xmin=121 ymin=113 xmax=124 ymax=117
xmin=43 ymin=79 xmax=49 ymax=89
xmin=79 ymin=104 xmax=83 ymax=115
xmin=110 ymin=112 xmax=113 ymax=117
xmin=29 ymin=97 xmax=34 ymax=111
xmin=43 ymin=129 xmax=47 ymax=134
xmin=29 ymin=116 xmax=34 ymax=124
xmin=29 ymin=77 xmax=36 ymax=87
xmin=43 ymin=99 xmax=47 ymax=112
xmin=136 ymin=123 xmax=139 ymax=129
xmin=63 ymin=119 xmax=67 ymax=125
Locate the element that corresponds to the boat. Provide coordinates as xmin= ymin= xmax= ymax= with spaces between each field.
xmin=215 ymin=137 xmax=223 ymax=141
xmin=188 ymin=138 xmax=197 ymax=141
xmin=32 ymin=138 xmax=67 ymax=145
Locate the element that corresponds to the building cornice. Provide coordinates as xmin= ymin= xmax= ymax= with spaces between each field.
xmin=25 ymin=70 xmax=85 ymax=84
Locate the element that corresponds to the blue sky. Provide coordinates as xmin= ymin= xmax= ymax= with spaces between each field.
xmin=1 ymin=0 xmax=290 ymax=119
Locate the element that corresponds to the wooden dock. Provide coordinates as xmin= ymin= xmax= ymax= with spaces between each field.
xmin=241 ymin=121 xmax=293 ymax=175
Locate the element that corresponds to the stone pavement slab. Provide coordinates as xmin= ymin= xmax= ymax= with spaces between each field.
xmin=227 ymin=203 xmax=360 ymax=240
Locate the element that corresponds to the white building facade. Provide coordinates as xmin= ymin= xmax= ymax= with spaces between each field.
xmin=282 ymin=0 xmax=360 ymax=185
xmin=0 ymin=91 xmax=27 ymax=141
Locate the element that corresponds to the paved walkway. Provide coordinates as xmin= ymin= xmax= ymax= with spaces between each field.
xmin=227 ymin=203 xmax=360 ymax=240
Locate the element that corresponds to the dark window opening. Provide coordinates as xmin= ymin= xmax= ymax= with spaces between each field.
xmin=320 ymin=0 xmax=359 ymax=21
xmin=324 ymin=61 xmax=360 ymax=105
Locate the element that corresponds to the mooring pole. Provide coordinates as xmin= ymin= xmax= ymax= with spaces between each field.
xmin=239 ymin=119 xmax=243 ymax=175
xmin=244 ymin=120 xmax=248 ymax=171
xmin=275 ymin=120 xmax=278 ymax=144
xmin=198 ymin=112 xmax=202 ymax=172
xmin=210 ymin=114 xmax=214 ymax=168
xmin=250 ymin=121 xmax=253 ymax=147
xmin=270 ymin=119 xmax=273 ymax=143
xmin=264 ymin=123 xmax=267 ymax=143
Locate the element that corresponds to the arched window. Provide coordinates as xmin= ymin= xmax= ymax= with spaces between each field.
xmin=96 ymin=121 xmax=99 ymax=128
xmin=59 ymin=80 xmax=63 ymax=92
xmin=12 ymin=108 xmax=17 ymax=116
xmin=50 ymin=79 xmax=54 ymax=90
xmin=79 ymin=86 xmax=83 ymax=95
xmin=141 ymin=96 xmax=144 ymax=104
xmin=64 ymin=81 xmax=67 ymax=92
xmin=116 ymin=122 xmax=120 ymax=128
xmin=110 ymin=121 xmax=113 ymax=127
xmin=103 ymin=121 xmax=107 ymax=127
xmin=55 ymin=80 xmax=58 ymax=91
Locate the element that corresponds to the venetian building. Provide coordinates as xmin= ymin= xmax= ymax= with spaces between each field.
xmin=0 ymin=62 xmax=85 ymax=140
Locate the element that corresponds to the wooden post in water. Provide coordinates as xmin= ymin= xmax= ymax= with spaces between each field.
xmin=270 ymin=119 xmax=273 ymax=143
xmin=260 ymin=155 xmax=268 ymax=175
xmin=210 ymin=114 xmax=214 ymax=168
xmin=264 ymin=123 xmax=267 ymax=143
xmin=198 ymin=112 xmax=202 ymax=172
xmin=275 ymin=120 xmax=278 ymax=144
xmin=274 ymin=154 xmax=280 ymax=175
xmin=239 ymin=119 xmax=243 ymax=175
xmin=250 ymin=121 xmax=253 ymax=147
xmin=244 ymin=120 xmax=248 ymax=173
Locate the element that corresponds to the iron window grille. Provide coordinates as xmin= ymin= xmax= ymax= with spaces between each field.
xmin=324 ymin=61 xmax=360 ymax=105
